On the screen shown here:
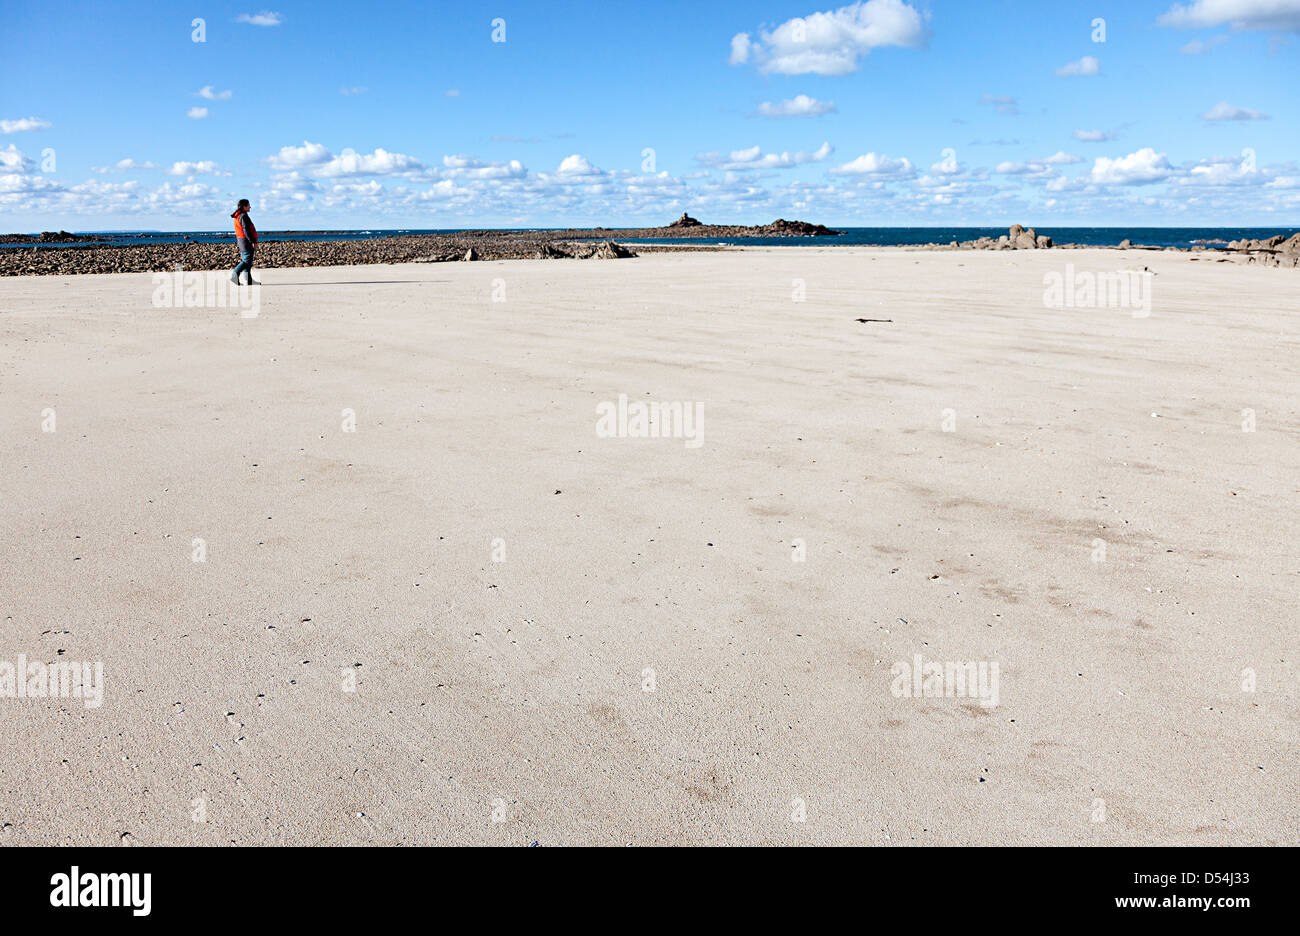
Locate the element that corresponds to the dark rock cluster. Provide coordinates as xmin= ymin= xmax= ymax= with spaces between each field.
xmin=1222 ymin=233 xmax=1300 ymax=268
xmin=0 ymin=234 xmax=644 ymax=277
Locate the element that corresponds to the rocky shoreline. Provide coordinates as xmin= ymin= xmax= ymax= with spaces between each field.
xmin=0 ymin=215 xmax=842 ymax=276
xmin=3 ymin=219 xmax=1297 ymax=276
xmin=0 ymin=234 xmax=653 ymax=277
xmin=884 ymin=224 xmax=1300 ymax=269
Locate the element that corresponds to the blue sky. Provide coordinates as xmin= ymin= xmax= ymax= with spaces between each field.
xmin=2 ymin=0 xmax=1297 ymax=230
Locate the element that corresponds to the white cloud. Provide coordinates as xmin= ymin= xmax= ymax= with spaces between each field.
xmin=197 ymin=85 xmax=232 ymax=101
xmin=0 ymin=144 xmax=33 ymax=172
xmin=166 ymin=161 xmax=229 ymax=177
xmin=993 ymin=158 xmax=1061 ymax=178
xmin=1089 ymin=148 xmax=1175 ymax=185
xmin=1 ymin=117 xmax=51 ymax=134
xmin=698 ymin=142 xmax=834 ymax=170
xmin=0 ymin=172 xmax=60 ymax=195
xmin=314 ymin=147 xmax=425 ymax=177
xmin=187 ymin=107 xmax=209 ymax=119
xmin=1044 ymin=151 xmax=1083 ymax=165
xmin=729 ymin=0 xmax=930 ymax=76
xmin=445 ymin=89 xmax=460 ymax=97
xmin=236 ymin=11 xmax=283 ymax=26
xmin=1201 ymin=100 xmax=1270 ymax=120
xmin=1055 ymin=56 xmax=1100 ymax=76
xmin=441 ymin=155 xmax=527 ymax=179
xmin=266 ymin=172 xmax=321 ymax=199
xmin=1185 ymin=155 xmax=1261 ymax=185
xmin=115 ymin=158 xmax=156 ymax=171
xmin=556 ymin=154 xmax=600 ymax=175
xmin=830 ymin=151 xmax=914 ymax=176
xmin=1179 ymin=34 xmax=1230 ymax=51
xmin=267 ymin=141 xmax=332 ymax=170
xmin=266 ymin=142 xmax=426 ymax=180
xmin=755 ymin=95 xmax=836 ymax=118
xmin=728 ymin=33 xmax=752 ymax=64
xmin=1158 ymin=0 xmax=1300 ymax=32
xmin=340 ymin=86 xmax=368 ymax=96
xmin=1074 ymin=128 xmax=1117 ymax=142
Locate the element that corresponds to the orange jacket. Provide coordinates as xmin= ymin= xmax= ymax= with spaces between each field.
xmin=232 ymin=209 xmax=258 ymax=244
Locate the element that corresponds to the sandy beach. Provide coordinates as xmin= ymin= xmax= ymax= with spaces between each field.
xmin=1 ymin=246 xmax=1295 ymax=846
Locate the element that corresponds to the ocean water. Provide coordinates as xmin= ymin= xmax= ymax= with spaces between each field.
xmin=4 ymin=226 xmax=1296 ymax=250
xmin=605 ymin=227 xmax=1300 ymax=249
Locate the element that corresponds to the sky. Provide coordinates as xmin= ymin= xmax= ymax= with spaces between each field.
xmin=1 ymin=0 xmax=1297 ymax=231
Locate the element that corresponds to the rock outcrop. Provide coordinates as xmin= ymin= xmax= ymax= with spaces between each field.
xmin=588 ymin=240 xmax=635 ymax=259
xmin=1006 ymin=225 xmax=1051 ymax=249
xmin=755 ymin=218 xmax=841 ymax=237
xmin=1222 ymin=233 xmax=1300 ymax=268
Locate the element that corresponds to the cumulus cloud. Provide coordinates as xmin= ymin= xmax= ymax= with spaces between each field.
xmin=1089 ymin=148 xmax=1174 ymax=185
xmin=1184 ymin=153 xmax=1263 ymax=185
xmin=441 ymin=154 xmax=527 ymax=180
xmin=1074 ymin=128 xmax=1117 ymax=142
xmin=1055 ymin=56 xmax=1100 ymax=76
xmin=0 ymin=143 xmax=34 ymax=172
xmin=1 ymin=117 xmax=52 ymax=134
xmin=1044 ymin=151 xmax=1083 ymax=165
xmin=197 ymin=85 xmax=232 ymax=100
xmin=264 ymin=141 xmax=424 ymax=178
xmin=187 ymin=107 xmax=209 ymax=119
xmin=166 ymin=161 xmax=229 ymax=177
xmin=830 ymin=151 xmax=914 ymax=176
xmin=318 ymin=148 xmax=424 ymax=177
xmin=728 ymin=33 xmax=752 ymax=64
xmin=755 ymin=95 xmax=836 ymax=118
xmin=993 ymin=157 xmax=1062 ymax=178
xmin=697 ymin=142 xmax=834 ymax=170
xmin=556 ymin=154 xmax=601 ymax=175
xmin=1157 ymin=0 xmax=1300 ymax=32
xmin=1201 ymin=100 xmax=1270 ymax=120
xmin=236 ymin=11 xmax=282 ymax=26
xmin=339 ymin=86 xmax=368 ymax=96
xmin=266 ymin=141 xmax=331 ymax=170
xmin=728 ymin=0 xmax=930 ymax=76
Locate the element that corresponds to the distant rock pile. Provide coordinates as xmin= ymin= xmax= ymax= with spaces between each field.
xmin=587 ymin=240 xmax=636 ymax=259
xmin=0 ymin=234 xmax=641 ymax=276
xmin=0 ymin=231 xmax=97 ymax=244
xmin=645 ymin=215 xmax=840 ymax=237
xmin=902 ymin=225 xmax=1297 ymax=269
xmin=951 ymin=225 xmax=1053 ymax=250
xmin=1224 ymin=233 xmax=1300 ymax=268
xmin=755 ymin=218 xmax=841 ymax=237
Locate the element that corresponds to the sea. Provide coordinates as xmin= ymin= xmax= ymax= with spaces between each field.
xmin=5 ymin=227 xmax=1296 ymax=250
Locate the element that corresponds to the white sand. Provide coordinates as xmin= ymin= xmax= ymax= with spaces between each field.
xmin=0 ymin=247 xmax=1295 ymax=845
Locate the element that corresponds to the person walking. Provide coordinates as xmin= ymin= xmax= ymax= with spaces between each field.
xmin=230 ymin=199 xmax=260 ymax=285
